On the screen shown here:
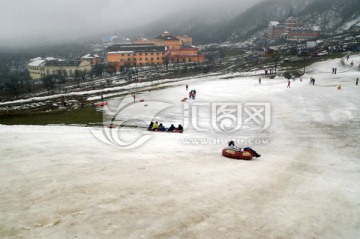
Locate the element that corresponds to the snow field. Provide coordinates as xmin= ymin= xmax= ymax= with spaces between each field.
xmin=0 ymin=55 xmax=360 ymax=238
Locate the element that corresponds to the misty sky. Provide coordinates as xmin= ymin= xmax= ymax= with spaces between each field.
xmin=0 ymin=0 xmax=263 ymax=44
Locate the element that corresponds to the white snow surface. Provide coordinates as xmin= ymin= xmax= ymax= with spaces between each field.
xmin=1 ymin=55 xmax=360 ymax=238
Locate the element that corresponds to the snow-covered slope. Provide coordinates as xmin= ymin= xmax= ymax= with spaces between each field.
xmin=1 ymin=55 xmax=360 ymax=238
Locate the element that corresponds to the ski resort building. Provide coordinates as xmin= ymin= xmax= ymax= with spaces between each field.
xmin=267 ymin=17 xmax=321 ymax=41
xmin=106 ymin=44 xmax=167 ymax=71
xmin=28 ymin=57 xmax=92 ymax=80
xmin=107 ymin=32 xmax=204 ymax=71
xmin=167 ymin=47 xmax=205 ymax=64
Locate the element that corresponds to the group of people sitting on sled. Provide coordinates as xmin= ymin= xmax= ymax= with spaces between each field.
xmin=148 ymin=121 xmax=183 ymax=132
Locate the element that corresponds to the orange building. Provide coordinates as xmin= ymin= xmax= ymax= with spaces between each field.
xmin=108 ymin=32 xmax=205 ymax=70
xmin=168 ymin=47 xmax=205 ymax=63
xmin=268 ymin=17 xmax=320 ymax=41
xmin=106 ymin=44 xmax=166 ymax=71
xmin=134 ymin=32 xmax=193 ymax=48
xmin=153 ymin=32 xmax=204 ymax=63
xmin=154 ymin=31 xmax=181 ymax=50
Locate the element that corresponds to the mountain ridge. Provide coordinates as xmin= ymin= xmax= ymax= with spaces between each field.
xmin=131 ymin=0 xmax=360 ymax=44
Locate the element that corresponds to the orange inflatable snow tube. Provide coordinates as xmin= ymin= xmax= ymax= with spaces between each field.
xmin=222 ymin=148 xmax=254 ymax=160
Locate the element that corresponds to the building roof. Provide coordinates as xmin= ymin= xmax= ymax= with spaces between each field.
xmin=28 ymin=59 xmax=46 ymax=66
xmin=270 ymin=21 xmax=280 ymax=26
xmin=81 ymin=54 xmax=100 ymax=59
xmin=155 ymin=34 xmax=179 ymax=41
xmin=30 ymin=57 xmax=42 ymax=62
xmin=28 ymin=57 xmax=85 ymax=67
xmin=107 ymin=44 xmax=166 ymax=52
xmin=44 ymin=60 xmax=82 ymax=67
xmin=170 ymin=54 xmax=201 ymax=57
xmin=107 ymin=51 xmax=134 ymax=54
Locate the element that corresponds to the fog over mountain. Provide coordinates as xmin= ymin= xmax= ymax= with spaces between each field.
xmin=0 ymin=0 xmax=262 ymax=47
xmin=1 ymin=0 xmax=359 ymax=48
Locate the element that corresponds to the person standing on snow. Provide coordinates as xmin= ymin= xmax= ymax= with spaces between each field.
xmin=287 ymin=80 xmax=291 ymax=88
xmin=259 ymin=78 xmax=261 ymax=84
xmin=356 ymin=78 xmax=359 ymax=86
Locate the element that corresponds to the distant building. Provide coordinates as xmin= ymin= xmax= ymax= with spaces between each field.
xmin=106 ymin=44 xmax=167 ymax=71
xmin=107 ymin=31 xmax=205 ymax=71
xmin=287 ymin=27 xmax=321 ymax=40
xmin=80 ymin=54 xmax=101 ymax=65
xmin=28 ymin=57 xmax=92 ymax=80
xmin=267 ymin=17 xmax=321 ymax=41
xmin=168 ymin=47 xmax=205 ymax=64
xmin=154 ymin=31 xmax=181 ymax=50
xmin=285 ymin=17 xmax=297 ymax=33
xmin=134 ymin=32 xmax=193 ymax=49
